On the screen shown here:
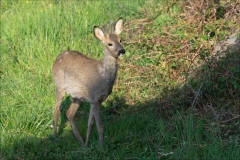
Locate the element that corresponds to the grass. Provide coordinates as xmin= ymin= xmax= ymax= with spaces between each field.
xmin=1 ymin=0 xmax=239 ymax=159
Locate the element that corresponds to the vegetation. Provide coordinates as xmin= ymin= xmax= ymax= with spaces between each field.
xmin=1 ymin=0 xmax=239 ymax=159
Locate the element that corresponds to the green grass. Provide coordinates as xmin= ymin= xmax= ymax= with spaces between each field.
xmin=1 ymin=0 xmax=239 ymax=159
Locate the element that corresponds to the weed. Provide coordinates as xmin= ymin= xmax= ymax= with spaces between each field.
xmin=1 ymin=0 xmax=239 ymax=159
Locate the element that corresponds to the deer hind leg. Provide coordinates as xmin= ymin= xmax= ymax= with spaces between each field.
xmin=66 ymin=98 xmax=85 ymax=147
xmin=53 ymin=88 xmax=66 ymax=136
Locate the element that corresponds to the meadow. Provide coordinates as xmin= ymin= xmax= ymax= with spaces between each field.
xmin=1 ymin=0 xmax=239 ymax=159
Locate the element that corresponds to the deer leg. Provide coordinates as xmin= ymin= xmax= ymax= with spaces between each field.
xmin=53 ymin=88 xmax=65 ymax=136
xmin=92 ymin=102 xmax=104 ymax=148
xmin=85 ymin=105 xmax=95 ymax=146
xmin=66 ymin=98 xmax=85 ymax=147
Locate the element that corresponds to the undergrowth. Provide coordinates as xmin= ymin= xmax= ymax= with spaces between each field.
xmin=1 ymin=0 xmax=239 ymax=159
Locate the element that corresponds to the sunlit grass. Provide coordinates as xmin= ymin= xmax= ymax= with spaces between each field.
xmin=1 ymin=0 xmax=239 ymax=159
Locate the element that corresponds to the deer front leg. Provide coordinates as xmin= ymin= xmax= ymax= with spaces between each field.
xmin=91 ymin=102 xmax=104 ymax=148
xmin=85 ymin=105 xmax=95 ymax=146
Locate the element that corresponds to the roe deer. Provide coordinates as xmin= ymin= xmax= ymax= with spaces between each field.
xmin=52 ymin=18 xmax=125 ymax=148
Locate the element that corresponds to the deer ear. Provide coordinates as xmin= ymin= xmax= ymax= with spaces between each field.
xmin=94 ymin=26 xmax=105 ymax=41
xmin=114 ymin=18 xmax=123 ymax=35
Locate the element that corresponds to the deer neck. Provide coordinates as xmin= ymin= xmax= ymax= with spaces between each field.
xmin=101 ymin=50 xmax=118 ymax=82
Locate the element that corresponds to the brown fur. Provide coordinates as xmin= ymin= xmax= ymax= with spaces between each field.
xmin=52 ymin=18 xmax=125 ymax=148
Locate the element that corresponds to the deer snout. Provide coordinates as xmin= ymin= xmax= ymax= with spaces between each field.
xmin=118 ymin=49 xmax=125 ymax=56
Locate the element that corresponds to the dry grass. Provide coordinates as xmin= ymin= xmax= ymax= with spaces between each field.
xmin=110 ymin=0 xmax=240 ymax=140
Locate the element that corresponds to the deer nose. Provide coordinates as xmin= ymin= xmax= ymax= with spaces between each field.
xmin=118 ymin=49 xmax=125 ymax=55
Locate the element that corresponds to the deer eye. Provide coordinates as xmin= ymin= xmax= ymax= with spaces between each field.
xmin=120 ymin=39 xmax=122 ymax=43
xmin=108 ymin=43 xmax=113 ymax=46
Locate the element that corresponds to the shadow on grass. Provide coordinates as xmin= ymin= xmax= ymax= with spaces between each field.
xmin=3 ymin=34 xmax=240 ymax=159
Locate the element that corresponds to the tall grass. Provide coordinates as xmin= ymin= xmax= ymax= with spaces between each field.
xmin=1 ymin=0 xmax=239 ymax=159
xmin=1 ymin=0 xmax=145 ymax=156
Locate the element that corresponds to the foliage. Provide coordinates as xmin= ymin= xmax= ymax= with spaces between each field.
xmin=1 ymin=0 xmax=239 ymax=159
